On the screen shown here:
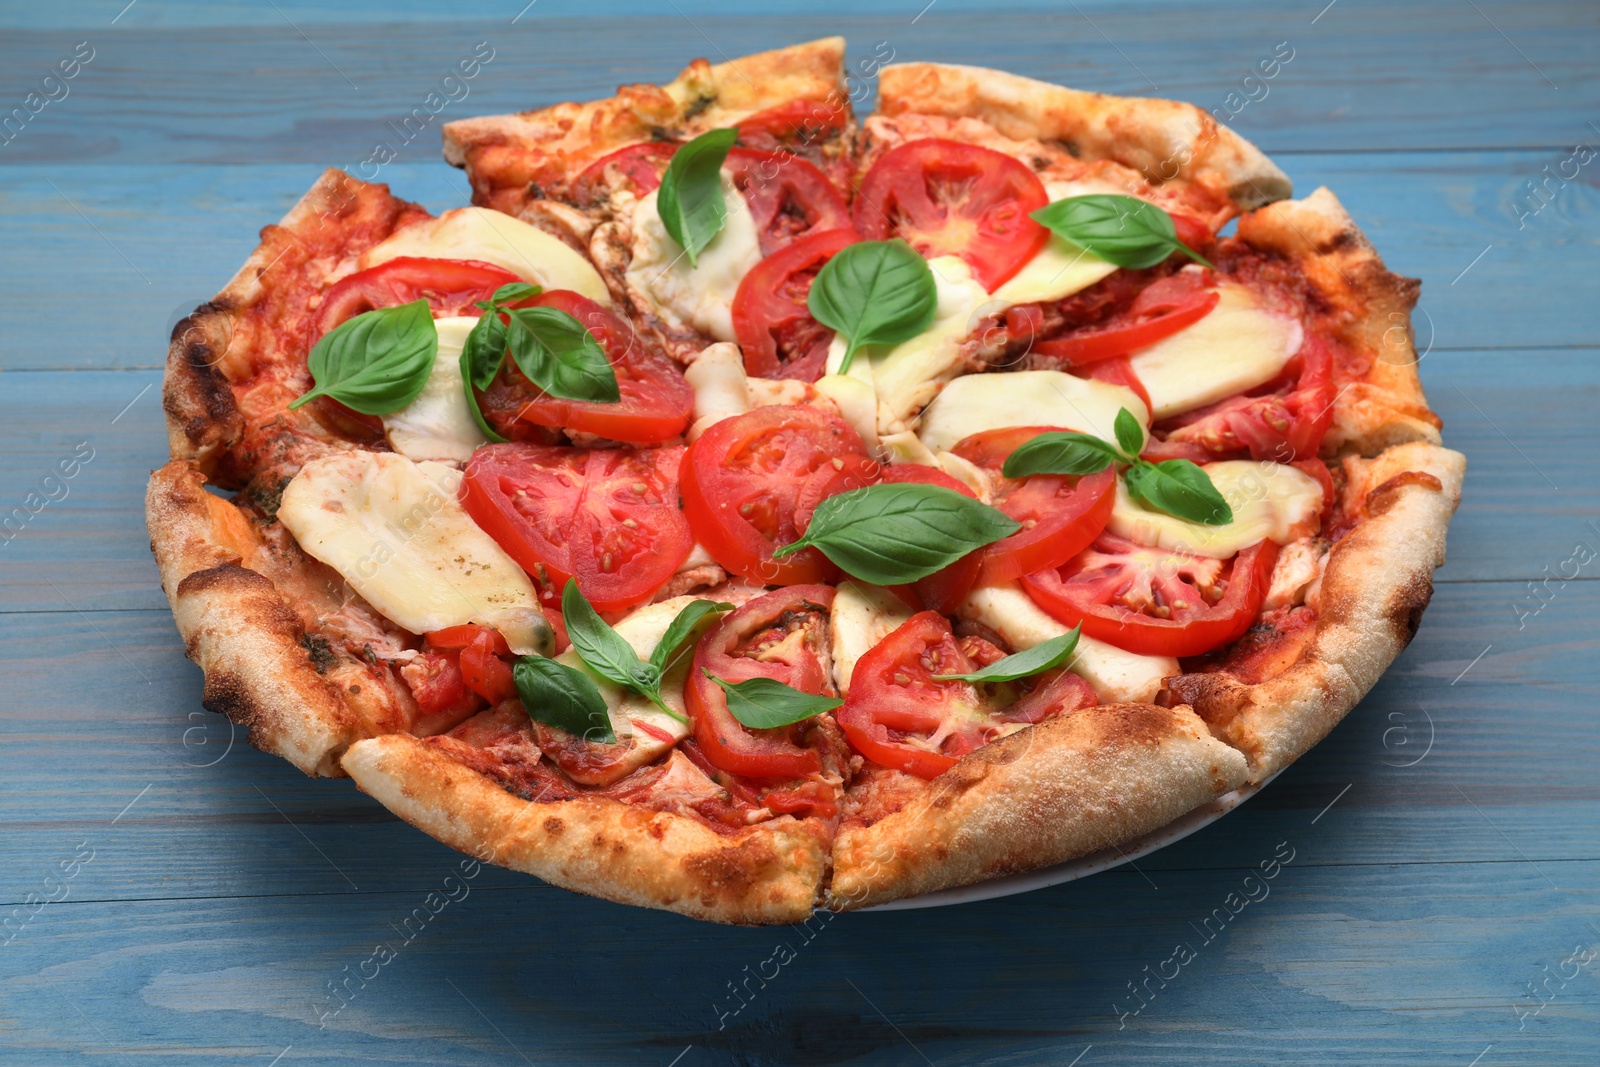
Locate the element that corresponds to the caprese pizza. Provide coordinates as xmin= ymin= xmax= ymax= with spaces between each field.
xmin=149 ymin=38 xmax=1463 ymax=923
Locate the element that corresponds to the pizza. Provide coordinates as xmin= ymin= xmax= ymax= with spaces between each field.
xmin=148 ymin=38 xmax=1464 ymax=923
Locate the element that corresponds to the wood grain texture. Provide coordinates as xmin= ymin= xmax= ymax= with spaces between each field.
xmin=1 ymin=1 xmax=1596 ymax=1064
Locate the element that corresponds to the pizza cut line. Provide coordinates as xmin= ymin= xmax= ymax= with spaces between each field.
xmin=149 ymin=38 xmax=1464 ymax=923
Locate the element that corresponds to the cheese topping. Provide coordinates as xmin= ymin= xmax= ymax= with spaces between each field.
xmin=277 ymin=452 xmax=550 ymax=655
xmin=828 ymin=580 xmax=913 ymax=696
xmin=958 ymin=583 xmax=1177 ymax=704
xmin=917 ymin=369 xmax=1148 ymax=453
xmin=1127 ymin=281 xmax=1303 ymax=419
xmin=380 ymin=316 xmax=489 ymax=463
xmin=992 ymin=186 xmax=1119 ymax=305
xmin=1108 ymin=460 xmax=1324 ymax=559
xmin=626 ymin=173 xmax=762 ymax=342
xmin=363 ymin=207 xmax=611 ymax=305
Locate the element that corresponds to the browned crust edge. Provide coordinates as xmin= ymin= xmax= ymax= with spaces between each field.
xmin=1237 ymin=186 xmax=1442 ymax=456
xmin=442 ymin=37 xmax=849 ymax=208
xmin=339 ymin=734 xmax=829 ymax=925
xmin=874 ymin=61 xmax=1292 ymax=212
xmin=146 ymin=459 xmax=363 ymax=776
xmin=828 ymin=703 xmax=1249 ymax=910
xmin=1168 ymin=441 xmax=1466 ymax=781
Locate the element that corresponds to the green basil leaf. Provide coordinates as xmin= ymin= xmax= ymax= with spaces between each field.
xmin=505 ymin=306 xmax=620 ymax=403
xmin=1030 ymin=194 xmax=1212 ymax=270
xmin=513 ymin=655 xmax=615 ymax=744
xmin=1113 ymin=407 xmax=1145 ymax=458
xmin=561 ymin=579 xmax=660 ymax=695
xmin=774 ymin=483 xmax=1020 ymax=585
xmin=1000 ymin=431 xmax=1119 ymax=478
xmin=706 ymin=673 xmax=843 ymax=730
xmin=657 ymin=127 xmax=738 ymax=267
xmin=648 ymin=599 xmax=734 ymax=674
xmin=289 ymin=300 xmax=437 ymax=414
xmin=458 ymin=345 xmax=509 ymax=444
xmin=462 ymin=311 xmax=508 ymax=390
xmin=933 ymin=626 xmax=1082 ymax=683
xmin=807 ymin=239 xmax=938 ymax=373
xmin=1125 ymin=459 xmax=1235 ymax=526
xmin=488 ymin=282 xmax=541 ymax=306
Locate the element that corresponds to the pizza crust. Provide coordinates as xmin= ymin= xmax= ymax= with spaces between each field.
xmin=1236 ymin=187 xmax=1442 ymax=456
xmin=874 ymin=61 xmax=1292 ymax=217
xmin=1166 ymin=441 xmax=1465 ymax=781
xmin=829 ymin=703 xmax=1248 ymax=910
xmin=340 ymin=734 xmax=829 ymax=925
xmin=443 ymin=37 xmax=849 ymax=216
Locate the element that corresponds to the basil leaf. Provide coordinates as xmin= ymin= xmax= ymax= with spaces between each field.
xmin=513 ymin=655 xmax=616 ymax=744
xmin=707 ymin=673 xmax=843 ymax=730
xmin=657 ymin=127 xmax=738 ymax=267
xmin=933 ymin=626 xmax=1082 ymax=684
xmin=505 ymin=306 xmax=620 ymax=403
xmin=1125 ymin=459 xmax=1234 ymax=526
xmin=561 ymin=579 xmax=659 ymax=693
xmin=808 ymin=239 xmax=937 ymax=373
xmin=648 ymin=599 xmax=734 ymax=674
xmin=458 ymin=345 xmax=509 ymax=444
xmin=1113 ymin=407 xmax=1145 ymax=457
xmin=289 ymin=300 xmax=437 ymax=414
xmin=1000 ymin=431 xmax=1119 ymax=478
xmin=775 ymin=483 xmax=1020 ymax=585
xmin=488 ymin=282 xmax=541 ymax=306
xmin=1030 ymin=194 xmax=1212 ymax=270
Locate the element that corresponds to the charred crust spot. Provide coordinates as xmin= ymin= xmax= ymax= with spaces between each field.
xmin=1389 ymin=573 xmax=1434 ymax=645
xmin=543 ymin=816 xmax=565 ymax=837
xmin=176 ymin=562 xmax=271 ymax=599
xmin=683 ymin=838 xmax=778 ymax=900
xmin=300 ymin=633 xmax=336 ymax=674
xmin=1095 ymin=703 xmax=1178 ymax=749
xmin=1366 ymin=471 xmax=1442 ymax=518
xmin=1163 ymin=675 xmax=1245 ymax=726
xmin=201 ymin=669 xmax=261 ymax=730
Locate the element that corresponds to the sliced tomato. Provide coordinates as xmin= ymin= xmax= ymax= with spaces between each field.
xmin=837 ymin=612 xmax=1097 ymax=779
xmin=476 ymin=290 xmax=694 ymax=445
xmin=950 ymin=427 xmax=1117 ymax=585
xmin=680 ymin=406 xmax=867 ymax=585
xmin=731 ymin=228 xmax=859 ymax=381
xmin=400 ymin=650 xmax=479 ymax=720
xmin=461 ymin=443 xmax=692 ymax=611
xmin=1156 ymin=331 xmax=1335 ymax=464
xmin=458 ymin=629 xmax=517 ymax=704
xmin=314 ymin=257 xmax=521 ymax=340
xmin=725 ymin=148 xmax=853 ymax=257
xmin=736 ymin=97 xmax=850 ymax=150
xmin=853 ymin=138 xmax=1049 ymax=291
xmin=686 ymin=585 xmax=837 ymax=779
xmin=568 ymin=142 xmax=676 ymax=206
xmin=424 ymin=624 xmax=510 ymax=655
xmin=1021 ymin=534 xmax=1280 ymax=658
xmin=1033 ymin=272 xmax=1219 ymax=365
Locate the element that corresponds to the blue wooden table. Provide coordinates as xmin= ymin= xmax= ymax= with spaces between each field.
xmin=3 ymin=1 xmax=1597 ymax=1063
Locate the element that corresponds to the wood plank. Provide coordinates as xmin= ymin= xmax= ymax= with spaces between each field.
xmin=0 ymin=860 xmax=1594 ymax=1065
xmin=2 ymin=151 xmax=1596 ymax=372
xmin=1 ymin=1 xmax=1593 ymax=161
xmin=1 ymin=578 xmax=1594 ymax=911
xmin=0 ymin=340 xmax=1590 ymax=613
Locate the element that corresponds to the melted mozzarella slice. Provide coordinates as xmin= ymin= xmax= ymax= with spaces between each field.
xmin=1109 ymin=460 xmax=1324 ymax=558
xmin=957 ymin=583 xmax=1177 ymax=704
xmin=363 ymin=206 xmax=611 ymax=305
xmin=1127 ymin=282 xmax=1303 ymax=419
xmin=828 ymin=580 xmax=914 ymax=696
xmin=814 ymin=373 xmax=880 ymax=455
xmin=684 ymin=342 xmax=750 ymax=439
xmin=278 ymin=452 xmax=549 ymax=655
xmin=625 ymin=174 xmax=762 ymax=342
xmin=554 ymin=595 xmax=704 ymax=775
xmin=381 ymin=316 xmax=489 ymax=463
xmin=917 ymin=370 xmax=1148 ymax=452
xmin=825 ymin=255 xmax=989 ymax=432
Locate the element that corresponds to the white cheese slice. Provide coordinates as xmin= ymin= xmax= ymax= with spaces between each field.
xmin=684 ymin=341 xmax=750 ymax=440
xmin=917 ymin=369 xmax=1148 ymax=453
xmin=278 ymin=452 xmax=549 ymax=654
xmin=957 ymin=583 xmax=1177 ymax=704
xmin=625 ymin=173 xmax=762 ymax=343
xmin=992 ymin=233 xmax=1118 ymax=306
xmin=828 ymin=580 xmax=914 ymax=697
xmin=554 ymin=595 xmax=708 ymax=775
xmin=1127 ymin=282 xmax=1303 ymax=419
xmin=362 ymin=206 xmax=611 ymax=306
xmin=814 ymin=373 xmax=880 ymax=455
xmin=380 ymin=316 xmax=489 ymax=463
xmin=825 ymin=255 xmax=989 ymax=432
xmin=1109 ymin=460 xmax=1324 ymax=558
